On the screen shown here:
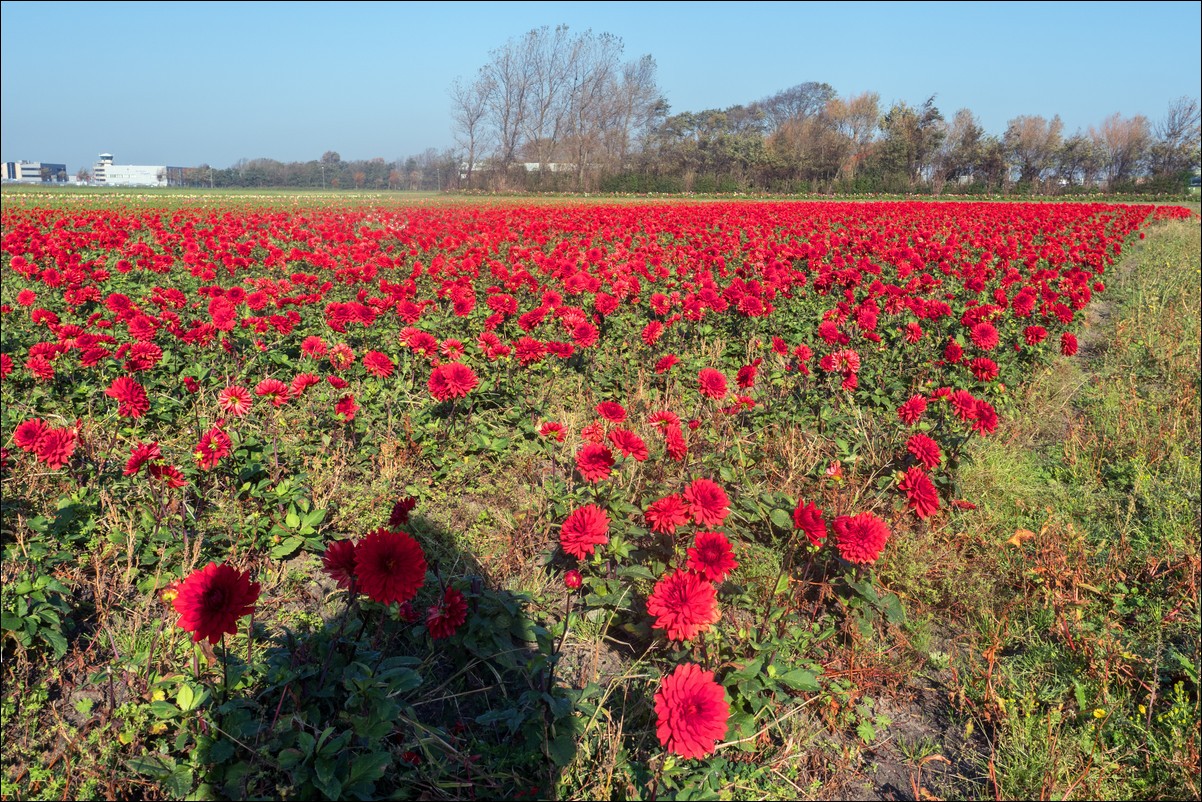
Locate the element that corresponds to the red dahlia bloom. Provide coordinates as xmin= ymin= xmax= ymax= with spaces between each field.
xmin=697 ymin=368 xmax=729 ymax=400
xmin=1060 ymin=332 xmax=1078 ymax=356
xmin=37 ymin=428 xmax=77 ymax=470
xmin=560 ymin=504 xmax=610 ymax=560
xmin=301 ymin=336 xmax=327 ymax=358
xmin=899 ymin=467 xmax=940 ymax=519
xmin=969 ymin=357 xmax=999 ymax=382
xmin=580 ymin=420 xmax=605 ymax=444
xmin=1023 ymin=326 xmax=1048 ymax=345
xmin=655 ymin=354 xmax=680 ymax=373
xmin=540 ymin=422 xmax=566 ymax=442
xmin=972 ymin=399 xmax=999 ymax=434
xmin=564 ymin=570 xmax=583 ymax=590
xmin=646 ymin=570 xmax=719 ymax=642
xmin=608 ymin=428 xmax=648 ymax=461
xmin=641 ymin=321 xmax=665 ymax=346
xmin=951 ymin=390 xmax=978 ymax=422
xmin=149 ymin=463 xmax=188 ymax=488
xmin=335 ymin=393 xmax=359 ymax=421
xmin=105 ymin=377 xmax=149 ymax=419
xmin=906 ymin=433 xmax=942 ymax=470
xmin=322 ymin=539 xmax=358 ymax=591
xmin=329 ymin=343 xmax=355 ymax=370
xmin=649 ymin=410 xmax=680 ymax=429
xmin=363 ymin=350 xmax=395 ymax=378
xmin=792 ymin=500 xmax=828 ymax=547
xmin=289 ymin=373 xmax=321 ymax=398
xmin=195 ymin=426 xmax=232 ymax=470
xmin=426 ymin=588 xmax=468 ymax=639
xmin=654 ymin=663 xmax=730 ymax=760
xmin=596 ymin=401 xmax=627 ymax=423
xmin=664 ymin=425 xmax=688 ymax=462
xmin=833 ymin=512 xmax=891 ymax=565
xmin=575 ymin=443 xmax=614 ymax=483
xmin=354 ymin=528 xmax=427 ymax=605
xmin=172 ymin=562 xmax=261 ymax=644
xmin=897 ymin=395 xmax=927 ymax=425
xmin=687 ymin=531 xmax=738 ymax=583
xmin=124 ymin=441 xmax=162 ymax=476
xmin=970 ymin=322 xmax=999 ymax=351
xmin=216 ymin=384 xmax=251 ymax=418
xmin=14 ymin=418 xmax=50 ymax=452
xmin=683 ymin=479 xmax=730 ymax=527
xmin=944 ymin=340 xmax=964 ymax=363
xmin=255 ymin=379 xmax=291 ymax=407
xmin=388 ymin=496 xmax=418 ymax=527
xmin=427 ymin=362 xmax=479 ymax=401
xmin=645 ymin=493 xmax=691 ymax=534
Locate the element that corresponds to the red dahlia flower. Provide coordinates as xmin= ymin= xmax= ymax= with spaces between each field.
xmin=1023 ymin=326 xmax=1047 ymax=345
xmin=388 ymin=496 xmax=418 ymax=527
xmin=683 ymin=479 xmax=730 ymax=527
xmin=363 ymin=350 xmax=395 ymax=378
xmin=1060 ymin=332 xmax=1078 ymax=356
xmin=172 ymin=562 xmax=261 ymax=644
xmin=897 ymin=395 xmax=927 ymax=425
xmin=427 ymin=362 xmax=479 ymax=401
xmin=354 ymin=528 xmax=427 ymax=605
xmin=335 ymin=393 xmax=359 ymax=421
xmin=697 ymin=368 xmax=729 ymax=400
xmin=898 ymin=467 xmax=940 ymax=519
xmin=969 ymin=357 xmax=999 ymax=382
xmin=970 ymin=322 xmax=999 ymax=351
xmin=646 ymin=570 xmax=719 ymax=642
xmin=687 ymin=531 xmax=738 ymax=583
xmin=426 ymin=588 xmax=468 ymax=640
xmin=560 ymin=504 xmax=610 ymax=559
xmin=124 ymin=441 xmax=162 ymax=476
xmin=833 ymin=512 xmax=891 ymax=565
xmin=596 ymin=401 xmax=627 ymax=423
xmin=645 ymin=493 xmax=691 ymax=534
xmin=664 ymin=425 xmax=688 ymax=462
xmin=195 ymin=426 xmax=232 ymax=470
xmin=654 ymin=662 xmax=730 ymax=759
xmin=564 ymin=570 xmax=583 ymax=590
xmin=539 ymin=422 xmax=566 ymax=442
xmin=608 ymin=428 xmax=648 ymax=461
xmin=105 ymin=377 xmax=149 ymax=419
xmin=255 ymin=379 xmax=291 ymax=407
xmin=906 ymin=433 xmax=942 ymax=470
xmin=14 ymin=418 xmax=51 ymax=452
xmin=329 ymin=343 xmax=355 ymax=370
xmin=575 ymin=443 xmax=614 ymax=483
xmin=792 ymin=500 xmax=828 ymax=547
xmin=322 ymin=539 xmax=358 ymax=591
xmin=655 ymin=354 xmax=680 ymax=373
xmin=37 ymin=428 xmax=77 ymax=470
xmin=215 ymin=385 xmax=251 ymax=417
xmin=289 ymin=373 xmax=321 ymax=397
xmin=580 ymin=420 xmax=605 ymax=444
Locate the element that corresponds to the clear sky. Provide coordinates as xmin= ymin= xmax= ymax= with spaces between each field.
xmin=2 ymin=0 xmax=1199 ymax=173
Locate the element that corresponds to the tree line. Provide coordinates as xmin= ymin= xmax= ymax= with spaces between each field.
xmin=173 ymin=25 xmax=1199 ymax=195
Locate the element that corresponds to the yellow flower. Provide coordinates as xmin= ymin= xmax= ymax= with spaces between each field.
xmin=1093 ymin=708 xmax=1106 ymax=719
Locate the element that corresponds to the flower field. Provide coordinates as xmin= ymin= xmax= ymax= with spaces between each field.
xmin=2 ymin=196 xmax=1197 ymax=799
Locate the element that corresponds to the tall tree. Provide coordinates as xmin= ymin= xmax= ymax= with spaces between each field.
xmin=878 ymin=96 xmax=944 ymax=186
xmin=827 ymin=92 xmax=880 ymax=181
xmin=1095 ymin=112 xmax=1151 ymax=185
xmin=449 ymin=72 xmax=494 ymax=187
xmin=1004 ymin=115 xmax=1063 ymax=184
xmin=756 ymin=81 xmax=837 ymax=133
xmin=1150 ymin=96 xmax=1200 ymax=179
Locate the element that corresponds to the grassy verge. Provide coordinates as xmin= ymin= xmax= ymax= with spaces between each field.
xmin=940 ymin=217 xmax=1201 ymax=800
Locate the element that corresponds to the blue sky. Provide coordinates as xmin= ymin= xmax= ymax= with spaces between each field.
xmin=2 ymin=0 xmax=1199 ymax=173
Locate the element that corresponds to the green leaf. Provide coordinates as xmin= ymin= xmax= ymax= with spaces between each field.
xmin=346 ymin=751 xmax=390 ymax=784
xmin=547 ymin=732 xmax=576 ymax=767
xmin=208 ymin=738 xmax=236 ymax=764
xmin=285 ymin=511 xmax=300 ymax=529
xmin=769 ymin=508 xmax=793 ymax=530
xmin=270 ymin=536 xmax=304 ymax=559
xmin=177 ymin=683 xmax=195 ymax=712
xmin=150 ymin=700 xmax=182 ymax=719
xmin=778 ymin=668 xmax=821 ymax=692
xmin=302 ymin=508 xmax=327 ymax=529
xmin=726 ymin=656 xmax=764 ymax=684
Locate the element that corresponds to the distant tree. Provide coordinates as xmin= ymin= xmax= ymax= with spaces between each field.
xmin=756 ymin=81 xmax=837 ymax=134
xmin=1055 ymin=131 xmax=1104 ymax=187
xmin=1004 ymin=115 xmax=1064 ymax=185
xmin=449 ymin=72 xmax=494 ymax=187
xmin=1095 ymin=112 xmax=1151 ymax=185
xmin=352 ymin=171 xmax=366 ymax=188
xmin=878 ymin=96 xmax=944 ymax=187
xmin=827 ymin=92 xmax=880 ymax=181
xmin=321 ymin=151 xmax=341 ymax=164
xmin=932 ymin=108 xmax=984 ymax=190
xmin=1150 ymin=96 xmax=1200 ymax=179
xmin=76 ymin=167 xmax=92 ymax=183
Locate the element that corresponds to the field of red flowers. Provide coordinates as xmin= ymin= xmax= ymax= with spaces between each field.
xmin=1 ymin=197 xmax=1194 ymax=798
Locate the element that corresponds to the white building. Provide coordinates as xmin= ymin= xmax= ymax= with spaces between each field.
xmin=92 ymin=153 xmax=183 ymax=187
xmin=3 ymin=161 xmax=68 ymax=182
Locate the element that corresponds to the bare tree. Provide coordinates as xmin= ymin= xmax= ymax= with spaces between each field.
xmin=1004 ymin=115 xmax=1064 ymax=185
xmin=519 ymin=25 xmax=575 ymax=178
xmin=933 ymin=108 xmax=984 ymax=190
xmin=482 ymin=35 xmax=533 ymax=172
xmin=828 ymin=92 xmax=880 ymax=181
xmin=1095 ymin=112 xmax=1151 ymax=185
xmin=563 ymin=32 xmax=623 ymax=190
xmin=1151 ymin=96 xmax=1200 ymax=178
xmin=756 ymin=81 xmax=837 ymax=134
xmin=449 ymin=72 xmax=494 ymax=187
xmin=599 ymin=54 xmax=665 ymax=170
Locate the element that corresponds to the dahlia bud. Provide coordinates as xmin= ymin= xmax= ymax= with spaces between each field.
xmin=564 ymin=570 xmax=583 ymax=590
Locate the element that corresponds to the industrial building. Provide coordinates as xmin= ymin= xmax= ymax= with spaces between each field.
xmin=3 ymin=161 xmax=68 ymax=182
xmin=92 ymin=153 xmax=185 ymax=186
